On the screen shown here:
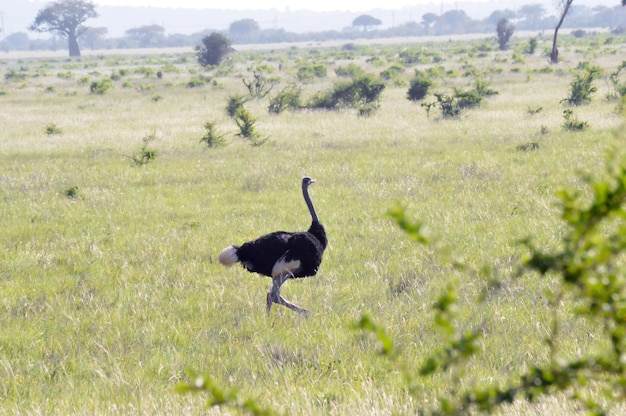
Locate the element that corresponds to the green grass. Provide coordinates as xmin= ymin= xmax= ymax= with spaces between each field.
xmin=1 ymin=35 xmax=625 ymax=414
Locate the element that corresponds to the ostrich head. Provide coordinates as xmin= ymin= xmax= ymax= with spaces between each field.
xmin=302 ymin=176 xmax=316 ymax=187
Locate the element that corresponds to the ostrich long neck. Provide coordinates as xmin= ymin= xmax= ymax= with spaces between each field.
xmin=302 ymin=183 xmax=319 ymax=223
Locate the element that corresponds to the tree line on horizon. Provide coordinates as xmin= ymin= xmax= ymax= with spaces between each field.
xmin=2 ymin=0 xmax=626 ymax=55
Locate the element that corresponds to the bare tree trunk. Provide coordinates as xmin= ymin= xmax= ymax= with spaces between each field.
xmin=551 ymin=0 xmax=574 ymax=64
xmin=68 ymin=32 xmax=81 ymax=57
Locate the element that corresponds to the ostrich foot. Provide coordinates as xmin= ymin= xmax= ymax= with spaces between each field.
xmin=277 ymin=295 xmax=310 ymax=317
xmin=266 ymin=286 xmax=309 ymax=317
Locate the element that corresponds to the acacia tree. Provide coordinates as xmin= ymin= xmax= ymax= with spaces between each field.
xmin=125 ymin=24 xmax=165 ymax=48
xmin=550 ymin=0 xmax=574 ymax=63
xmin=29 ymin=0 xmax=98 ymax=57
xmin=352 ymin=14 xmax=382 ymax=31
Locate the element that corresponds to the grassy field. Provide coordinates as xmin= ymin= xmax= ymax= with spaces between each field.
xmin=1 ymin=33 xmax=625 ymax=415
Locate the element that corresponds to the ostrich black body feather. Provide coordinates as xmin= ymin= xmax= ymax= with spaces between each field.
xmin=235 ymin=221 xmax=327 ymax=278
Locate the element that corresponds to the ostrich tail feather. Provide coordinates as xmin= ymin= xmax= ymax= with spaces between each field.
xmin=218 ymin=245 xmax=239 ymax=266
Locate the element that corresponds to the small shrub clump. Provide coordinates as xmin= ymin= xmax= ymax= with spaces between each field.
xmin=226 ymin=95 xmax=247 ymax=118
xmin=562 ymin=109 xmax=589 ymax=131
xmin=45 ymin=123 xmax=62 ymax=135
xmin=561 ymin=62 xmax=602 ymax=106
xmin=235 ymin=107 xmax=267 ymax=146
xmin=268 ymin=84 xmax=302 ymax=114
xmin=199 ymin=122 xmax=226 ymax=148
xmin=407 ymin=71 xmax=433 ymax=102
xmin=63 ymin=186 xmax=79 ymax=199
xmin=307 ymin=74 xmax=385 ymax=113
xmin=89 ymin=78 xmax=113 ymax=95
xmin=423 ymin=80 xmax=497 ymax=119
xmin=130 ymin=134 xmax=157 ymax=166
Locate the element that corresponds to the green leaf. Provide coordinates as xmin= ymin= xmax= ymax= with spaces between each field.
xmin=387 ymin=204 xmax=429 ymax=243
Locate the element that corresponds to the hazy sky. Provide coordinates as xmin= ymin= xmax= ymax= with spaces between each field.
xmin=93 ymin=0 xmax=494 ymax=12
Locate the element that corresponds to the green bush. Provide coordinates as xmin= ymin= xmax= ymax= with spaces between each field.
xmin=199 ymin=122 xmax=226 ymax=148
xmin=4 ymin=68 xmax=27 ymax=82
xmin=226 ymin=94 xmax=247 ymax=118
xmin=335 ymin=63 xmax=365 ymax=78
xmin=89 ymin=78 xmax=113 ymax=95
xmin=186 ymin=77 xmax=206 ymax=88
xmin=268 ymin=84 xmax=302 ymax=114
xmin=234 ymin=106 xmax=265 ymax=146
xmin=424 ymin=79 xmax=497 ymax=118
xmin=561 ymin=62 xmax=602 ymax=106
xmin=407 ymin=71 xmax=432 ymax=102
xmin=296 ymin=64 xmax=327 ymax=82
xmin=130 ymin=134 xmax=157 ymax=166
xmin=562 ymin=109 xmax=589 ymax=131
xmin=379 ymin=63 xmax=405 ymax=81
xmin=45 ymin=122 xmax=62 ymax=135
xmin=607 ymin=61 xmax=626 ymax=102
xmin=306 ymin=74 xmax=385 ymax=111
xmin=63 ymin=186 xmax=79 ymax=199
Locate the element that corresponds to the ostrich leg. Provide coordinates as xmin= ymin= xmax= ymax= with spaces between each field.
xmin=266 ymin=274 xmax=309 ymax=317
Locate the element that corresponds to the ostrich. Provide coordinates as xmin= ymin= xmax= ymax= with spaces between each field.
xmin=218 ymin=177 xmax=327 ymax=316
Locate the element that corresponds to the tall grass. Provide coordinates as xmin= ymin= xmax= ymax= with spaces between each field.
xmin=0 ymin=35 xmax=625 ymax=414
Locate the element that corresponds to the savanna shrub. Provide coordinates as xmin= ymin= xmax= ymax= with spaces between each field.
xmin=379 ymin=63 xmax=405 ymax=81
xmin=63 ymin=186 xmax=79 ymax=199
xmin=297 ymin=64 xmax=327 ymax=82
xmin=226 ymin=94 xmax=247 ymax=118
xmin=561 ymin=62 xmax=602 ymax=106
xmin=307 ymin=74 xmax=385 ymax=111
xmin=45 ymin=123 xmax=61 ymax=135
xmin=234 ymin=106 xmax=258 ymax=140
xmin=407 ymin=71 xmax=432 ymax=102
xmin=243 ymin=71 xmax=276 ymax=98
xmin=199 ymin=122 xmax=226 ymax=148
xmin=335 ymin=63 xmax=365 ymax=78
xmin=607 ymin=61 xmax=626 ymax=102
xmin=268 ymin=84 xmax=302 ymax=114
xmin=131 ymin=135 xmax=157 ymax=166
xmin=89 ymin=78 xmax=113 ymax=94
xmin=562 ymin=109 xmax=589 ymax=131
xmin=186 ymin=76 xmax=209 ymax=88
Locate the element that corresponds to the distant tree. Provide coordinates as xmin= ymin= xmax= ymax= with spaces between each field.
xmin=496 ymin=18 xmax=515 ymax=50
xmin=518 ymin=4 xmax=546 ymax=30
xmin=352 ymin=14 xmax=382 ymax=31
xmin=81 ymin=26 xmax=107 ymax=49
xmin=195 ymin=32 xmax=233 ymax=67
xmin=486 ymin=9 xmax=516 ymax=25
xmin=421 ymin=12 xmax=438 ymax=35
xmin=126 ymin=24 xmax=165 ymax=48
xmin=28 ymin=0 xmax=98 ymax=57
xmin=591 ymin=5 xmax=621 ymax=29
xmin=436 ymin=10 xmax=472 ymax=34
xmin=550 ymin=0 xmax=574 ymax=63
xmin=229 ymin=19 xmax=260 ymax=42
xmin=4 ymin=32 xmax=31 ymax=50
